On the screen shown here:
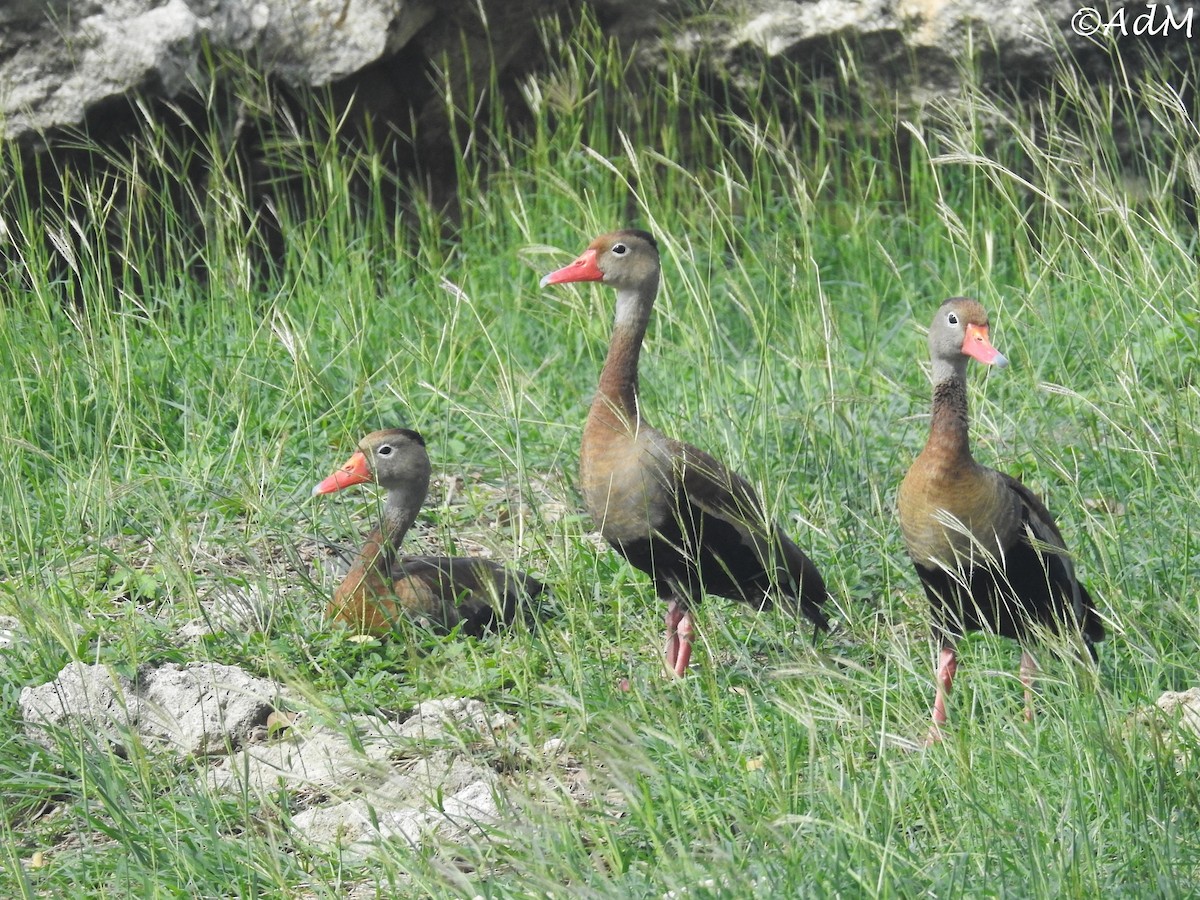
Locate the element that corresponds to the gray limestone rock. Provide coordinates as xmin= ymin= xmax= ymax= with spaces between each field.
xmin=0 ymin=0 xmax=1141 ymax=144
xmin=0 ymin=0 xmax=536 ymax=142
xmin=19 ymin=660 xmax=281 ymax=757
xmin=21 ymin=660 xmax=599 ymax=860
xmin=204 ymin=696 xmax=591 ymax=856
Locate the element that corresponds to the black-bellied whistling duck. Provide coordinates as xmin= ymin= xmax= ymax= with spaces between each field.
xmin=897 ymin=298 xmax=1105 ymax=741
xmin=541 ymin=229 xmax=829 ymax=676
xmin=313 ymin=428 xmax=545 ymax=637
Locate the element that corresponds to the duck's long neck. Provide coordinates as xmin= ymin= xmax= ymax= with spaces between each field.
xmin=382 ymin=490 xmax=422 ymax=551
xmin=593 ymin=282 xmax=656 ymax=427
xmin=925 ymin=357 xmax=972 ymax=462
xmin=353 ymin=489 xmax=422 ymax=574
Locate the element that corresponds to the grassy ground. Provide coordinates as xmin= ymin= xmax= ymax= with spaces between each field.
xmin=2 ymin=19 xmax=1199 ymax=899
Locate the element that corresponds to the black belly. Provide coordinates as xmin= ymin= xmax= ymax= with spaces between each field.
xmin=914 ymin=539 xmax=1102 ymax=649
xmin=608 ymin=508 xmax=780 ymax=607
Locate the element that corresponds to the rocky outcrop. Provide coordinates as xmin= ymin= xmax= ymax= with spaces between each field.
xmin=19 ymin=660 xmax=282 ymax=756
xmin=206 ymin=697 xmax=596 ymax=857
xmin=19 ymin=662 xmax=597 ymax=859
xmin=0 ymin=0 xmax=1175 ymax=280
xmin=0 ymin=0 xmax=1150 ymax=146
xmin=664 ymin=0 xmax=1094 ymax=97
xmin=0 ymin=0 xmax=559 ymax=146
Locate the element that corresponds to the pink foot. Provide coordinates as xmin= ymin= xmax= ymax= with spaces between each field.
xmin=928 ymin=645 xmax=957 ymax=741
xmin=664 ymin=601 xmax=694 ymax=677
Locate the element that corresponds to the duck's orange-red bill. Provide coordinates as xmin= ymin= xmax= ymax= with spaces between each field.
xmin=961 ymin=323 xmax=1009 ymax=368
xmin=312 ymin=451 xmax=372 ymax=495
xmin=540 ymin=248 xmax=603 ymax=286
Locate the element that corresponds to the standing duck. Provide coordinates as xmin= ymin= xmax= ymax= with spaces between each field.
xmin=897 ymin=298 xmax=1104 ymax=740
xmin=313 ymin=428 xmax=545 ymax=637
xmin=541 ymin=229 xmax=829 ymax=675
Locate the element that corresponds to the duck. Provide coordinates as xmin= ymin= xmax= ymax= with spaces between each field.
xmin=897 ymin=297 xmax=1105 ymax=740
xmin=541 ymin=229 xmax=829 ymax=676
xmin=312 ymin=428 xmax=545 ymax=637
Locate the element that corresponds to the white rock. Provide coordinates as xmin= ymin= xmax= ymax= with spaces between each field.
xmin=0 ymin=616 xmax=21 ymax=650
xmin=20 ymin=661 xmax=281 ymax=757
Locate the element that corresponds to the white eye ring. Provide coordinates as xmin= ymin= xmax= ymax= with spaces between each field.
xmin=611 ymin=243 xmax=627 ymax=255
xmin=378 ymin=445 xmax=393 ymax=456
xmin=947 ymin=312 xmax=959 ymax=326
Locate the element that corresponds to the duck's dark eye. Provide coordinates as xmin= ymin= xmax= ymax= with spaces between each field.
xmin=947 ymin=312 xmax=959 ymax=326
xmin=378 ymin=445 xmax=393 ymax=456
xmin=611 ymin=243 xmax=627 ymax=255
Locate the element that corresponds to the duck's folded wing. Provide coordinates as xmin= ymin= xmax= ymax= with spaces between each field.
xmin=670 ymin=441 xmax=829 ymax=624
xmin=1001 ymin=473 xmax=1103 ymax=640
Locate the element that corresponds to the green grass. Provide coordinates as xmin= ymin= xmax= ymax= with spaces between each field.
xmin=2 ymin=16 xmax=1199 ymax=898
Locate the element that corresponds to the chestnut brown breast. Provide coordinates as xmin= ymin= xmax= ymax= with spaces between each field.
xmin=898 ymin=454 xmax=1022 ymax=568
xmin=580 ymin=412 xmax=675 ymax=545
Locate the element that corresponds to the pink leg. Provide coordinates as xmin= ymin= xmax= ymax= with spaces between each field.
xmin=664 ymin=601 xmax=694 ymax=677
xmin=927 ymin=645 xmax=958 ymax=744
xmin=1020 ymin=649 xmax=1039 ymax=723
